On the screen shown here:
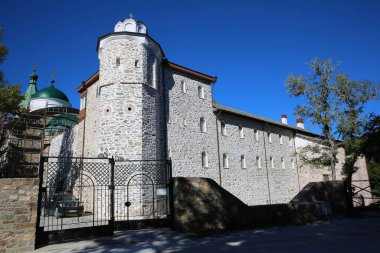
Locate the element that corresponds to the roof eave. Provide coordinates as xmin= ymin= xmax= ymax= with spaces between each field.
xmin=165 ymin=61 xmax=217 ymax=83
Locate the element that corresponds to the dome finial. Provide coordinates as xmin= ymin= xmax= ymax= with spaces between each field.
xmin=29 ymin=64 xmax=38 ymax=83
xmin=129 ymin=13 xmax=134 ymax=19
xmin=50 ymin=70 xmax=56 ymax=86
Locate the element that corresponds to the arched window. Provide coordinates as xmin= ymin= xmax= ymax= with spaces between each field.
xmin=181 ymin=80 xmax=186 ymax=93
xmin=256 ymin=156 xmax=261 ymax=168
xmin=281 ymin=157 xmax=285 ymax=169
xmin=202 ymin=151 xmax=208 ymax=168
xmin=268 ymin=132 xmax=272 ymax=143
xmin=116 ymin=57 xmax=120 ymax=67
xmin=270 ymin=156 xmax=274 ymax=168
xmin=254 ymin=129 xmax=259 ymax=141
xmin=198 ymin=86 xmax=205 ymax=99
xmin=223 ymin=154 xmax=229 ymax=168
xmin=239 ymin=126 xmax=244 ymax=138
xmin=200 ymin=117 xmax=206 ymax=133
xmin=221 ymin=122 xmax=227 ymax=136
xmin=241 ymin=155 xmax=246 ymax=169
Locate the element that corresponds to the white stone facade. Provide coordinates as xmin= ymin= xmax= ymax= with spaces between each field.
xmin=49 ymin=18 xmax=372 ymax=206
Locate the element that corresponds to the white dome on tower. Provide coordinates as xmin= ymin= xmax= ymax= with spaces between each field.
xmin=114 ymin=16 xmax=147 ymax=34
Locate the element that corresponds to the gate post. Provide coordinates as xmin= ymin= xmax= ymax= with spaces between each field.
xmin=167 ymin=159 xmax=174 ymax=228
xmin=35 ymin=156 xmax=47 ymax=248
xmin=109 ymin=157 xmax=115 ymax=233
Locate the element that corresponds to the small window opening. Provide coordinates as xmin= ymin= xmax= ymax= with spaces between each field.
xmin=221 ymin=122 xmax=227 ymax=136
xmin=289 ymin=137 xmax=293 ymax=146
xmin=256 ymin=156 xmax=261 ymax=168
xmin=181 ymin=80 xmax=186 ymax=93
xmin=223 ymin=154 xmax=229 ymax=168
xmin=254 ymin=129 xmax=259 ymax=141
xmin=239 ymin=126 xmax=244 ymax=138
xmin=116 ymin=57 xmax=120 ymax=67
xmin=200 ymin=117 xmax=206 ymax=133
xmin=270 ymin=157 xmax=274 ymax=168
xmin=198 ymin=86 xmax=205 ymax=99
xmin=202 ymin=151 xmax=209 ymax=168
xmin=280 ymin=135 xmax=283 ymax=144
xmin=135 ymin=60 xmax=140 ymax=68
xmin=241 ymin=155 xmax=246 ymax=169
xmin=281 ymin=157 xmax=285 ymax=169
xmin=268 ymin=132 xmax=272 ymax=143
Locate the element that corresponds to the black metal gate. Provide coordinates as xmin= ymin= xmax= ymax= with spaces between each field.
xmin=36 ymin=157 xmax=172 ymax=246
xmin=114 ymin=160 xmax=172 ymax=230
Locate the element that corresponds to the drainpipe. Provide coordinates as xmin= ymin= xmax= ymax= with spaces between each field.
xmin=262 ymin=123 xmax=272 ymax=204
xmin=215 ymin=109 xmax=222 ymax=186
xmin=293 ymin=130 xmax=301 ymax=191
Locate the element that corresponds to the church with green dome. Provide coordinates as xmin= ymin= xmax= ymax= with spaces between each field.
xmin=19 ymin=69 xmax=72 ymax=111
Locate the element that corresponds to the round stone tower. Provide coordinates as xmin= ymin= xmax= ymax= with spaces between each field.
xmin=97 ymin=17 xmax=165 ymax=160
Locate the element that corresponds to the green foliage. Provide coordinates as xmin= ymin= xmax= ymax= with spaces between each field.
xmin=361 ymin=115 xmax=380 ymax=196
xmin=298 ymin=143 xmax=335 ymax=168
xmin=286 ymin=58 xmax=379 ymax=186
xmin=286 ymin=58 xmax=339 ymax=179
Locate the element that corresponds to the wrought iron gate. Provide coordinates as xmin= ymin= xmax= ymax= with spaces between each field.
xmin=114 ymin=160 xmax=172 ymax=230
xmin=36 ymin=157 xmax=172 ymax=246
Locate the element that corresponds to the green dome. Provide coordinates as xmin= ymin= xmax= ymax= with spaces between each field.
xmin=31 ymin=84 xmax=69 ymax=102
xmin=29 ymin=70 xmax=38 ymax=80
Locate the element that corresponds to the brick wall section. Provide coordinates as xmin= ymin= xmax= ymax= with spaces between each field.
xmin=0 ymin=178 xmax=39 ymax=253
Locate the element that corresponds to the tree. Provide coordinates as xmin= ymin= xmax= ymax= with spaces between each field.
xmin=286 ymin=58 xmax=339 ymax=180
xmin=360 ymin=114 xmax=380 ymax=197
xmin=334 ymin=75 xmax=378 ymax=209
xmin=0 ymin=27 xmax=25 ymax=176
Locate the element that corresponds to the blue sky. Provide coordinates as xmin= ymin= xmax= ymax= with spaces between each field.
xmin=1 ymin=0 xmax=379 ymax=134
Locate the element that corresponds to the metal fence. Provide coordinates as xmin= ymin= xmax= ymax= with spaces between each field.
xmin=36 ymin=156 xmax=172 ymax=246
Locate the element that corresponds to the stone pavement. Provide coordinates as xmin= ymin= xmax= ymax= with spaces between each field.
xmin=33 ymin=213 xmax=380 ymax=253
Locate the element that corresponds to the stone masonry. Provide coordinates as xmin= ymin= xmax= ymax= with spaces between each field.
xmin=0 ymin=178 xmax=39 ymax=253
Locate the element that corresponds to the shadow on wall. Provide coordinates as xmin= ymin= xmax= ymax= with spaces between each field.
xmin=172 ymin=177 xmax=318 ymax=236
xmin=51 ymin=129 xmax=79 ymax=194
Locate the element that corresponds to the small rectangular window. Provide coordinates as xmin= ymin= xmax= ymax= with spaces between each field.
xmin=254 ymin=129 xmax=259 ymax=141
xmin=241 ymin=155 xmax=246 ymax=169
xmin=239 ymin=126 xmax=244 ymax=138
xmin=223 ymin=154 xmax=229 ymax=168
xmin=256 ymin=156 xmax=261 ymax=168
xmin=221 ymin=122 xmax=227 ymax=136
xmin=268 ymin=132 xmax=272 ymax=143
xmin=181 ymin=80 xmax=186 ymax=93
xmin=270 ymin=157 xmax=274 ymax=168
xmin=281 ymin=157 xmax=285 ymax=169
xmin=279 ymin=135 xmax=283 ymax=144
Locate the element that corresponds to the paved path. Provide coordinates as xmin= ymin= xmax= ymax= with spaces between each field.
xmin=33 ymin=213 xmax=380 ymax=253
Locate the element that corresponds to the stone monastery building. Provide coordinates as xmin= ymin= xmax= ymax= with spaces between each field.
xmin=48 ymin=17 xmax=370 ymax=206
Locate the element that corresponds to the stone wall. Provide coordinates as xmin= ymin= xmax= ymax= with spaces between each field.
xmin=172 ymin=177 xmax=317 ymax=235
xmin=48 ymin=124 xmax=82 ymax=157
xmin=165 ymin=68 xmax=219 ymax=182
xmin=0 ymin=178 xmax=39 ymax=253
xmin=217 ymin=112 xmax=300 ymax=205
xmin=291 ymin=181 xmax=347 ymax=214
